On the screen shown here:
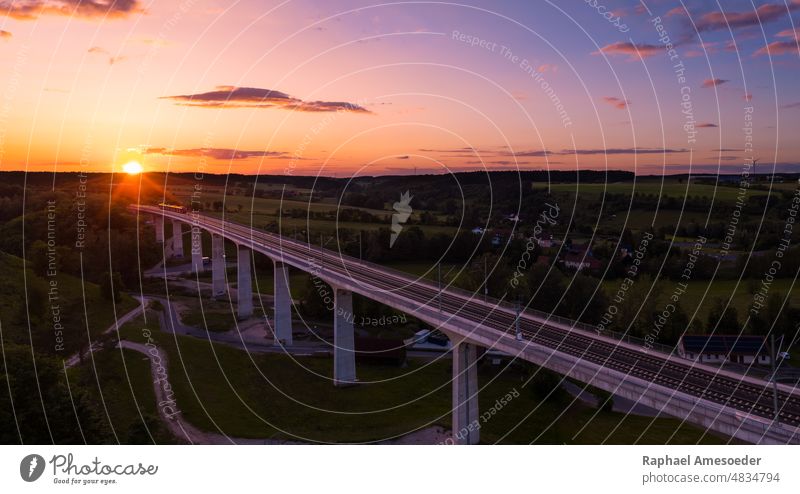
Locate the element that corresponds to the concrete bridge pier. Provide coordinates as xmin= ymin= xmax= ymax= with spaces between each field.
xmin=237 ymin=245 xmax=253 ymax=320
xmin=191 ymin=227 xmax=204 ymax=273
xmin=333 ymin=287 xmax=356 ymax=386
xmin=172 ymin=219 xmax=184 ymax=258
xmin=451 ymin=340 xmax=480 ymax=445
xmin=211 ymin=234 xmax=226 ymax=298
xmin=154 ymin=215 xmax=164 ymax=243
xmin=272 ymin=261 xmax=293 ymax=346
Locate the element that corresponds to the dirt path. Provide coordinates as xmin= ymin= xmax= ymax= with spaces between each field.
xmin=118 ymin=340 xmax=302 ymax=444
xmin=64 ymin=296 xmax=147 ymax=368
xmin=118 ymin=338 xmax=452 ymax=445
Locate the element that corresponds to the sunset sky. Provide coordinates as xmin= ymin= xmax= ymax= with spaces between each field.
xmin=1 ymin=0 xmax=799 ymax=176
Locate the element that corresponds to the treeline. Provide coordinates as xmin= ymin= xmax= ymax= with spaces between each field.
xmin=0 ymin=187 xmax=161 ymax=290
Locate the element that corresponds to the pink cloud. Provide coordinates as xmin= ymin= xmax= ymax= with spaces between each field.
xmin=595 ymin=42 xmax=661 ymax=60
xmin=162 ymin=86 xmax=371 ymax=113
xmin=754 ymin=41 xmax=798 ymax=56
xmin=754 ymin=29 xmax=799 ymax=56
xmin=696 ymin=1 xmax=800 ymax=32
xmin=701 ymin=78 xmax=729 ymax=88
xmin=602 ymin=96 xmax=629 ymax=110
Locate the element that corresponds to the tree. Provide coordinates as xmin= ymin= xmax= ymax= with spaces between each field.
xmin=660 ymin=302 xmax=689 ymax=345
xmin=0 ymin=345 xmax=109 ymax=444
xmin=126 ymin=414 xmax=161 ymax=444
xmin=464 ymin=253 xmax=514 ymax=299
xmin=300 ymin=275 xmax=333 ymax=319
xmin=27 ymin=240 xmax=51 ymax=276
xmin=528 ymin=368 xmax=568 ymax=404
xmin=101 ymin=271 xmax=123 ymax=302
xmin=706 ymin=298 xmax=740 ymax=332
xmin=559 ymin=274 xmax=609 ymax=324
xmin=527 ymin=264 xmax=566 ymax=314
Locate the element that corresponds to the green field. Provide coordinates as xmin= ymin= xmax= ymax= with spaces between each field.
xmin=71 ymin=346 xmax=174 ymax=444
xmin=601 ymin=278 xmax=800 ymax=329
xmin=180 ymin=192 xmax=393 ymax=218
xmin=0 ymin=252 xmax=139 ymax=356
xmin=115 ymin=317 xmax=724 ymax=444
xmin=540 ymin=180 xmax=773 ymax=202
xmin=167 ymin=188 xmax=458 ymax=236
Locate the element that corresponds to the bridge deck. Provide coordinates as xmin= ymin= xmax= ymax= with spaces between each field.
xmin=133 ymin=205 xmax=800 ymax=443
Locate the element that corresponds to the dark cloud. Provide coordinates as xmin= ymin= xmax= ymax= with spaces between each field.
xmin=602 ymin=96 xmax=630 ymax=109
xmin=595 ymin=42 xmax=661 ymax=59
xmin=424 ymin=146 xmax=687 ymax=159
xmin=0 ymin=0 xmax=142 ymax=20
xmin=712 ymin=148 xmax=742 ymax=152
xmin=161 ymin=86 xmax=371 ymax=113
xmin=701 ymin=78 xmax=729 ymax=88
xmin=506 ymin=148 xmax=687 ymax=157
xmin=429 ymin=147 xmax=692 ymax=159
xmin=0 ymin=30 xmax=11 ymax=39
xmin=465 ymin=160 xmax=533 ymax=166
xmin=566 ymin=148 xmax=688 ymax=155
xmin=781 ymin=102 xmax=800 ymax=109
xmin=503 ymin=150 xmax=553 ymax=157
xmin=144 ymin=147 xmax=288 ymax=161
xmin=396 ymin=155 xmax=410 ymax=160
xmin=418 ymin=147 xmax=477 ymax=153
xmin=697 ymin=123 xmax=719 ymax=128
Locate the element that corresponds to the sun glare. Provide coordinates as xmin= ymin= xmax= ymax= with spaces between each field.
xmin=122 ymin=161 xmax=143 ymax=175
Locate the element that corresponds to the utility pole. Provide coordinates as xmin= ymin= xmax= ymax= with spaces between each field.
xmin=358 ymin=231 xmax=362 ymax=260
xmin=752 ymin=158 xmax=759 ymax=183
xmin=515 ymin=297 xmax=522 ymax=341
xmin=437 ymin=263 xmax=442 ymax=312
xmin=770 ymin=334 xmax=780 ymax=421
xmin=484 ymin=256 xmax=488 ymax=303
xmin=319 ymin=233 xmax=324 ymax=274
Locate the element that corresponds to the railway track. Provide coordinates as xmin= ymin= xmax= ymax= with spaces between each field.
xmin=140 ymin=207 xmax=800 ymax=427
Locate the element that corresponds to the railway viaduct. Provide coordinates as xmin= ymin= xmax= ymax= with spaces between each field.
xmin=138 ymin=205 xmax=800 ymax=445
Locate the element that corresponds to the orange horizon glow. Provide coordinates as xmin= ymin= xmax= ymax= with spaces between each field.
xmin=0 ymin=2 xmax=798 ymax=176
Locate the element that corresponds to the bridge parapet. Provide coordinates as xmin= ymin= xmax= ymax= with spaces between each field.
xmin=129 ymin=205 xmax=800 ymax=445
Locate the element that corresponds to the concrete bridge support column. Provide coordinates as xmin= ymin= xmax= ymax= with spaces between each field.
xmin=237 ymin=246 xmax=253 ymax=320
xmin=452 ymin=341 xmax=480 ymax=445
xmin=154 ymin=216 xmax=164 ymax=243
xmin=273 ymin=261 xmax=293 ymax=346
xmin=171 ymin=220 xmax=184 ymax=258
xmin=211 ymin=234 xmax=226 ymax=298
xmin=333 ymin=288 xmax=356 ymax=386
xmin=191 ymin=227 xmax=204 ymax=273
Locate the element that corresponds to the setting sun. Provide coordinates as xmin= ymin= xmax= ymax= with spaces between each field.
xmin=122 ymin=161 xmax=143 ymax=175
